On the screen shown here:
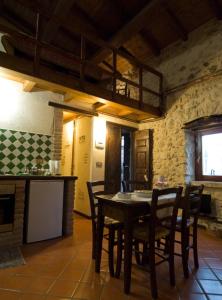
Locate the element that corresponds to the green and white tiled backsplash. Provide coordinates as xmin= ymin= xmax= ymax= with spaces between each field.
xmin=0 ymin=128 xmax=52 ymax=174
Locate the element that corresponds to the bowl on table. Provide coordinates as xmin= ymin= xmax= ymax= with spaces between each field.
xmin=116 ymin=192 xmax=132 ymax=199
xmin=134 ymin=190 xmax=152 ymax=198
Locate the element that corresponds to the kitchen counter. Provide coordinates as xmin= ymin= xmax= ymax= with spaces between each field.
xmin=0 ymin=175 xmax=78 ymax=248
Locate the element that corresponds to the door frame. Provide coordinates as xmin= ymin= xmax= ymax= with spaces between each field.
xmin=105 ymin=122 xmax=136 ymax=192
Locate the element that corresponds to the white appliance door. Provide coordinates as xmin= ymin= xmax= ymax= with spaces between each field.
xmin=27 ymin=180 xmax=64 ymax=243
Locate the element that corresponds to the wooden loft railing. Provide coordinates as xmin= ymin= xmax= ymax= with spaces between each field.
xmin=0 ymin=8 xmax=164 ymax=118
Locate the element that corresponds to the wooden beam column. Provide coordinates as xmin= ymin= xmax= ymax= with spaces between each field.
xmin=34 ymin=12 xmax=41 ymax=75
xmin=112 ymin=50 xmax=117 ymax=98
xmin=80 ymin=35 xmax=86 ymax=83
xmin=209 ymin=0 xmax=222 ymax=20
xmin=139 ymin=67 xmax=143 ymax=108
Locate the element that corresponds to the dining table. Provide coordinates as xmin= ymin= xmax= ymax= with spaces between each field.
xmin=95 ymin=191 xmax=176 ymax=294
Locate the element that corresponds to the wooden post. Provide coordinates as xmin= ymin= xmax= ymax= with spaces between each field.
xmin=139 ymin=67 xmax=143 ymax=108
xmin=34 ymin=12 xmax=41 ymax=75
xmin=112 ymin=50 xmax=117 ymax=98
xmin=80 ymin=35 xmax=86 ymax=84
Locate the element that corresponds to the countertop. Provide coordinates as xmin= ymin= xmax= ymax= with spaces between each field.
xmin=0 ymin=175 xmax=78 ymax=180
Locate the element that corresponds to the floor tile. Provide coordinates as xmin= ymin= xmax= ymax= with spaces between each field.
xmin=0 ymin=275 xmax=31 ymax=291
xmin=179 ymin=293 xmax=207 ymax=300
xmin=24 ymin=277 xmax=55 ymax=294
xmin=1 ymin=215 xmax=221 ymax=300
xmin=44 ymin=296 xmax=73 ymax=300
xmin=212 ymin=269 xmax=222 ymax=280
xmin=0 ymin=290 xmax=20 ymax=300
xmin=73 ymin=282 xmax=104 ymax=300
xmin=198 ymin=279 xmax=222 ymax=294
xmin=19 ymin=294 xmax=46 ymax=300
xmin=205 ymin=259 xmax=222 ymax=269
xmin=45 ymin=296 xmax=70 ymax=300
xmin=194 ymin=268 xmax=217 ymax=280
xmin=47 ymin=279 xmax=78 ymax=297
xmin=208 ymin=295 xmax=222 ymax=300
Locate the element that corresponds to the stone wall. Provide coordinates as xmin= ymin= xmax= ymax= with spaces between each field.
xmin=139 ymin=19 xmax=222 ymax=222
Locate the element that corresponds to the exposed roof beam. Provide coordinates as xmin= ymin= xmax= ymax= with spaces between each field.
xmin=118 ymin=47 xmax=162 ymax=77
xmin=209 ymin=0 xmax=222 ymax=20
xmin=1 ymin=6 xmax=34 ymax=35
xmin=110 ymin=0 xmax=155 ymax=61
xmin=48 ymin=101 xmax=98 ymax=117
xmin=42 ymin=0 xmax=75 ymax=43
xmin=23 ymin=80 xmax=36 ymax=92
xmin=91 ymin=0 xmax=161 ymax=64
xmin=162 ymin=1 xmax=188 ymax=41
xmin=64 ymin=92 xmax=74 ymax=102
xmin=93 ymin=102 xmax=109 ymax=111
xmin=16 ymin=0 xmax=108 ymax=49
xmin=118 ymin=110 xmax=132 ymax=116
xmin=140 ymin=29 xmax=161 ymax=56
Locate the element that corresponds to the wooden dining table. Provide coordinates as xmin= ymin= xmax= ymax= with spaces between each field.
xmin=95 ymin=192 xmax=151 ymax=294
xmin=95 ymin=192 xmax=180 ymax=294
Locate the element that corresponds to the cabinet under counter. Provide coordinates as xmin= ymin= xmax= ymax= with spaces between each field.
xmin=0 ymin=175 xmax=77 ymax=249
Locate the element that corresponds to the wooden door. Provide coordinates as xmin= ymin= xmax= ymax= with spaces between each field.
xmin=133 ymin=129 xmax=153 ymax=189
xmin=105 ymin=123 xmax=121 ymax=193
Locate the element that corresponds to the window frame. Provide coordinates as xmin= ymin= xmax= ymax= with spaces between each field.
xmin=195 ymin=126 xmax=222 ymax=182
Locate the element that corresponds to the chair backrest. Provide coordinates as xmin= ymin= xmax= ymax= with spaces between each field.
xmin=182 ymin=184 xmax=204 ymax=224
xmin=149 ymin=187 xmax=183 ymax=244
xmin=122 ymin=180 xmax=149 ymax=192
xmin=86 ymin=181 xmax=105 ymax=221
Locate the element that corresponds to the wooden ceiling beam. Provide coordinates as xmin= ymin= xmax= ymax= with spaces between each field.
xmin=23 ymin=80 xmax=36 ymax=92
xmin=64 ymin=93 xmax=74 ymax=102
xmin=118 ymin=47 xmax=162 ymax=77
xmin=14 ymin=0 xmax=161 ymax=78
xmin=93 ymin=102 xmax=109 ymax=111
xmin=209 ymin=0 xmax=222 ymax=20
xmin=162 ymin=1 xmax=188 ymax=41
xmin=91 ymin=0 xmax=161 ymax=64
xmin=0 ymin=6 xmax=34 ymax=35
xmin=42 ymin=0 xmax=75 ymax=43
xmin=118 ymin=110 xmax=132 ymax=116
xmin=140 ymin=29 xmax=161 ymax=56
xmin=16 ymin=0 xmax=109 ymax=50
xmin=48 ymin=101 xmax=98 ymax=117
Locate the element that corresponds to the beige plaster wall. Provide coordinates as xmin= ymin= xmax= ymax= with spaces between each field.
xmin=0 ymin=77 xmax=63 ymax=135
xmin=73 ymin=115 xmax=138 ymax=216
xmin=74 ymin=117 xmax=93 ymax=215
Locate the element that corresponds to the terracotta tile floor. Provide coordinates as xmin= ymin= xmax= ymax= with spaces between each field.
xmin=0 ymin=215 xmax=222 ymax=299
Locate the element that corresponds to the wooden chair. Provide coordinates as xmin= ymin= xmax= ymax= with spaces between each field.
xmin=86 ymin=181 xmax=123 ymax=277
xmin=132 ymin=187 xmax=183 ymax=299
xmin=122 ymin=180 xmax=149 ymax=192
xmin=173 ymin=184 xmax=204 ymax=278
xmin=122 ymin=179 xmax=152 ymax=266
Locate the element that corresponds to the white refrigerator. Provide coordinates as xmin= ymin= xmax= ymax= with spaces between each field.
xmin=26 ymin=180 xmax=64 ymax=243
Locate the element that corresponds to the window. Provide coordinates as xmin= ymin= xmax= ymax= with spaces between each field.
xmin=195 ymin=127 xmax=222 ymax=181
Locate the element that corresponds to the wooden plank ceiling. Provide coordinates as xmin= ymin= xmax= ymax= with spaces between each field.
xmin=0 ymin=0 xmax=221 ymax=122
